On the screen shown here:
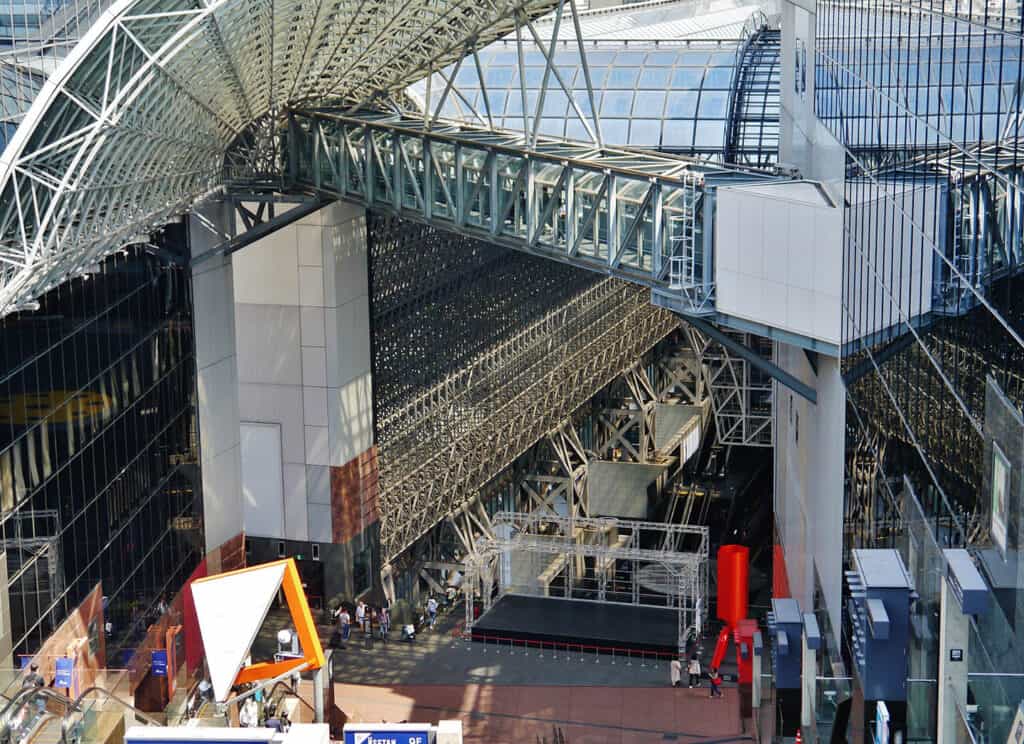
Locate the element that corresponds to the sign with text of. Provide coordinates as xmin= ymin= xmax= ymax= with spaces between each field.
xmin=54 ymin=657 xmax=73 ymax=688
xmin=152 ymin=649 xmax=168 ymax=677
xmin=343 ymin=724 xmax=432 ymax=744
xmin=950 ymin=648 xmax=964 ymax=662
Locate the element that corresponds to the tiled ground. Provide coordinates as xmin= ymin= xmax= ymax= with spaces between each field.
xmin=326 ymin=611 xmax=750 ymax=743
xmin=334 ymin=682 xmax=748 ymax=744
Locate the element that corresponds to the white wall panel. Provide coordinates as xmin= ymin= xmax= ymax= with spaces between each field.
xmin=716 ymin=182 xmax=844 ymax=346
xmin=297 ymin=225 xmax=324 ymax=267
xmin=191 ymin=200 xmax=244 ymax=552
xmin=196 ymin=357 xmax=240 ymax=461
xmin=308 ymin=504 xmax=333 ymax=543
xmin=844 ymin=181 xmax=937 ymax=343
xmin=283 ymin=464 xmax=310 ymax=541
xmin=238 ymin=383 xmax=305 ymax=464
xmin=306 ymin=465 xmax=331 ymax=504
xmin=298 ymin=265 xmax=325 ymax=307
xmin=300 ymin=307 xmax=326 ymax=348
xmin=235 ymin=304 xmax=302 ymax=385
xmin=301 ymin=346 xmax=328 ymax=388
xmin=304 ymin=425 xmax=330 ymax=466
xmin=329 ymin=373 xmax=373 ymax=466
xmin=326 ymin=297 xmax=371 ymax=388
xmin=232 ymin=228 xmax=299 ymax=306
xmin=302 ymin=386 xmax=329 ymax=427
xmin=192 ymin=261 xmax=237 ymax=369
xmin=240 ymin=422 xmax=285 ymax=538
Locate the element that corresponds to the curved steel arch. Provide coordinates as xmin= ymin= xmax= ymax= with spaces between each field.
xmin=0 ymin=0 xmax=557 ymax=315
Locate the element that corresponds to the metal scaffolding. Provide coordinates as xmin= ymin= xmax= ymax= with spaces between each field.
xmin=463 ymin=511 xmax=709 ymax=653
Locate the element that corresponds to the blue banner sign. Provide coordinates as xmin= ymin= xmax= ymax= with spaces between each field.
xmin=152 ymin=649 xmax=168 ymax=677
xmin=343 ymin=726 xmax=431 ymax=744
xmin=54 ymin=657 xmax=73 ymax=688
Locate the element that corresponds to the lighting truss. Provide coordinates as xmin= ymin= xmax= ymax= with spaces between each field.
xmin=0 ymin=0 xmax=558 ymax=316
xmin=463 ymin=511 xmax=709 ymax=652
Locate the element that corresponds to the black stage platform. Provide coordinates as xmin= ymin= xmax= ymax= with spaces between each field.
xmin=470 ymin=594 xmax=678 ymax=655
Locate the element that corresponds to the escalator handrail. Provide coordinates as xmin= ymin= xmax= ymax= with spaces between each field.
xmin=0 ymin=686 xmax=75 ymax=736
xmin=21 ymin=711 xmax=59 ymax=743
xmin=59 ymin=685 xmax=162 ymax=741
xmin=262 ymin=680 xmax=316 ymax=717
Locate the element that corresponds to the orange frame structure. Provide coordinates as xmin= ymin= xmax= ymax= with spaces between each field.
xmin=192 ymin=558 xmax=324 ymax=693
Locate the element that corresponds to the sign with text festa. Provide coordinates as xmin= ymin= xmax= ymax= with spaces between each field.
xmin=343 ymin=724 xmax=432 ymax=744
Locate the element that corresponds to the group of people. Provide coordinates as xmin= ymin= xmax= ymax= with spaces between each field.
xmin=237 ymin=689 xmax=291 ymax=731
xmin=333 ymin=599 xmax=391 ymax=646
xmin=670 ymin=654 xmax=723 ymax=698
xmin=332 ymin=595 xmax=444 ymax=647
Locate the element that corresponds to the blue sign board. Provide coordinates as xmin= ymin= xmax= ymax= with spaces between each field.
xmin=344 ymin=728 xmax=431 ymax=744
xmin=54 ymin=657 xmax=73 ymax=688
xmin=18 ymin=656 xmax=30 ymax=670
xmin=152 ymin=649 xmax=168 ymax=677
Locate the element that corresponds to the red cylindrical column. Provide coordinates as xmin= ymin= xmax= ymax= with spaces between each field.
xmin=716 ymin=544 xmax=750 ymax=626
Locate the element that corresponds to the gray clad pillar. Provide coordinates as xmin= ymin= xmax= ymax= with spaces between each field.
xmin=937 ymin=549 xmax=989 ymax=744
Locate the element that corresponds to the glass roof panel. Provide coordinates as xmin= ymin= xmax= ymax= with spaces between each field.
xmin=607 ymin=67 xmax=640 ymax=89
xmin=602 ymin=90 xmax=634 ymax=116
xmin=672 ymin=67 xmax=705 ymax=88
xmin=639 ymin=68 xmax=671 ymax=89
xmin=602 ymin=118 xmax=628 ymax=144
xmin=645 ymin=51 xmax=679 ymax=66
xmin=629 ymin=119 xmax=662 ymax=146
xmin=634 ymin=90 xmax=667 ymax=118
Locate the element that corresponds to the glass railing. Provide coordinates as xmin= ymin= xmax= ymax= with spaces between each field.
xmin=812 ymin=676 xmax=852 ymax=742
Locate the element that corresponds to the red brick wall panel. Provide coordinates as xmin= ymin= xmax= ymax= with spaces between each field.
xmin=330 ymin=446 xmax=379 ymax=543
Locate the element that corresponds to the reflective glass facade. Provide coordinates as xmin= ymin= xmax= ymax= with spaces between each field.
xmin=817 ymin=0 xmax=1024 ymax=738
xmin=0 ymin=230 xmax=200 ymax=659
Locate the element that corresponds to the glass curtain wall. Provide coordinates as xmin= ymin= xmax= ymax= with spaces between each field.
xmin=411 ymin=39 xmax=780 ymax=163
xmin=0 ymin=230 xmax=201 ymax=660
xmin=816 ymin=0 xmax=1024 ymax=738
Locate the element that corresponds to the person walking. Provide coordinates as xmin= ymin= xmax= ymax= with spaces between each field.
xmin=709 ymin=667 xmax=723 ymax=698
xmin=335 ymin=606 xmax=351 ymax=646
xmin=21 ymin=663 xmax=44 ymax=689
xmin=379 ymin=605 xmax=390 ymax=642
xmin=355 ymin=600 xmax=366 ymax=633
xmin=687 ymin=655 xmax=701 ymax=688
xmin=670 ymin=658 xmax=682 ymax=688
xmin=426 ymin=595 xmax=438 ymax=630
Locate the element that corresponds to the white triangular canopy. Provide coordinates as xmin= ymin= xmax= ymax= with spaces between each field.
xmin=191 ymin=562 xmax=286 ymax=701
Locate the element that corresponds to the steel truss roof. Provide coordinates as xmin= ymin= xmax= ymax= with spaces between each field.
xmin=0 ymin=0 xmax=558 ymax=316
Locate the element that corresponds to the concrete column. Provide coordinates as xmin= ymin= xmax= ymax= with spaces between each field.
xmin=798 ymin=626 xmax=815 ymax=728
xmin=231 ymin=201 xmax=375 ymax=593
xmin=937 ymin=580 xmax=970 ymax=743
xmin=189 ymin=200 xmax=243 ymax=552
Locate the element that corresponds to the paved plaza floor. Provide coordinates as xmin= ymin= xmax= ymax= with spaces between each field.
xmin=326 ymin=614 xmax=750 ymax=744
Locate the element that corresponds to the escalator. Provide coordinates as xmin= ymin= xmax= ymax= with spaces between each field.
xmin=0 ymin=684 xmax=161 ymax=744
